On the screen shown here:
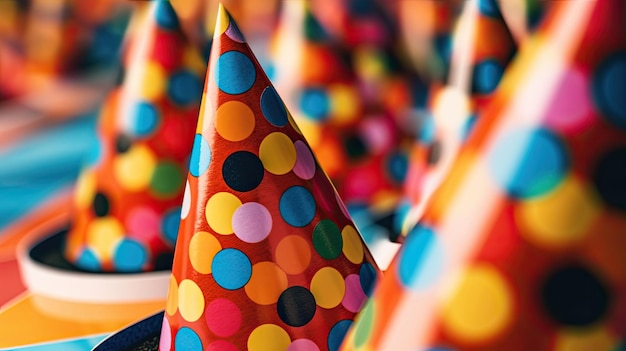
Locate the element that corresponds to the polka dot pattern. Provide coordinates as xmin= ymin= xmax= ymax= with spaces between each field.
xmin=162 ymin=5 xmax=380 ymax=351
xmin=64 ymin=0 xmax=204 ymax=273
xmin=339 ymin=2 xmax=626 ymax=350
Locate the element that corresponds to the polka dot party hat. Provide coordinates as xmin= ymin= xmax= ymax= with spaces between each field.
xmin=64 ymin=1 xmax=206 ymax=272
xmin=340 ymin=1 xmax=626 ymax=350
xmin=159 ymin=4 xmax=381 ymax=350
xmin=271 ymin=0 xmax=422 ymax=249
xmin=400 ymin=0 xmax=518 ymax=235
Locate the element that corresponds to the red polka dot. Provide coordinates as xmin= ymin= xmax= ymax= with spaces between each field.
xmin=205 ymin=298 xmax=242 ymax=337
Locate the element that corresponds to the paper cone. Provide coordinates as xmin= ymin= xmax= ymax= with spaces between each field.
xmin=271 ymin=0 xmax=423 ymax=248
xmin=400 ymin=0 xmax=518 ymax=234
xmin=64 ymin=1 xmax=206 ymax=272
xmin=341 ymin=1 xmax=626 ymax=350
xmin=159 ymin=4 xmax=381 ymax=350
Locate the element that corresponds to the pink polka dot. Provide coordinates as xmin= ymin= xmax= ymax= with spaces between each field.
xmin=207 ymin=340 xmax=238 ymax=351
xmin=342 ymin=274 xmax=367 ymax=313
xmin=205 ymin=298 xmax=242 ymax=337
xmin=159 ymin=316 xmax=172 ymax=350
xmin=287 ymin=339 xmax=321 ymax=351
xmin=232 ymin=202 xmax=272 ymax=243
xmin=359 ymin=116 xmax=396 ymax=154
xmin=293 ymin=140 xmax=316 ymax=180
xmin=543 ymin=68 xmax=595 ymax=134
xmin=126 ymin=207 xmax=160 ymax=241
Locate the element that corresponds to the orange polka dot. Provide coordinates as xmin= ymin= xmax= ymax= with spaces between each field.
xmin=245 ymin=261 xmax=288 ymax=305
xmin=275 ymin=235 xmax=311 ymax=275
xmin=215 ymin=100 xmax=255 ymax=141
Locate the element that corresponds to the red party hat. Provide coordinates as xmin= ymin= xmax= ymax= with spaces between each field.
xmin=64 ymin=1 xmax=206 ymax=272
xmin=341 ymin=0 xmax=626 ymax=350
xmin=159 ymin=4 xmax=381 ymax=350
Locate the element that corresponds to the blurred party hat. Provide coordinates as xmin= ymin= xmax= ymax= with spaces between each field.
xmin=341 ymin=0 xmax=626 ymax=350
xmin=271 ymin=0 xmax=423 ymax=255
xmin=64 ymin=0 xmax=206 ymax=273
xmin=400 ymin=0 xmax=518 ymax=234
xmin=159 ymin=4 xmax=381 ymax=350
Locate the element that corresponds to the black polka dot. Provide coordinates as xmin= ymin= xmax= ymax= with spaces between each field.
xmin=344 ymin=134 xmax=367 ymax=160
xmin=593 ymin=147 xmax=626 ymax=211
xmin=154 ymin=252 xmax=174 ymax=271
xmin=222 ymin=151 xmax=264 ymax=192
xmin=277 ymin=286 xmax=316 ymax=327
xmin=93 ymin=192 xmax=109 ymax=217
xmin=540 ymin=264 xmax=611 ymax=326
xmin=116 ymin=134 xmax=132 ymax=154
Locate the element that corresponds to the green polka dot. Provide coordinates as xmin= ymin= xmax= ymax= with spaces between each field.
xmin=151 ymin=162 xmax=184 ymax=197
xmin=354 ymin=299 xmax=375 ymax=348
xmin=312 ymin=219 xmax=342 ymax=259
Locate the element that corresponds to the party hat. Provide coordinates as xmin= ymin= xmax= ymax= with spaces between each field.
xmin=400 ymin=0 xmax=518 ymax=234
xmin=159 ymin=4 xmax=381 ymax=350
xmin=64 ymin=1 xmax=206 ymax=273
xmin=271 ymin=0 xmax=424 ymax=251
xmin=341 ymin=0 xmax=626 ymax=350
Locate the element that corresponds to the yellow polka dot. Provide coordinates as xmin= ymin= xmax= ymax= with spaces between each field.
xmin=196 ymin=94 xmax=209 ymax=134
xmin=205 ymin=192 xmax=241 ymax=234
xmin=74 ymin=170 xmax=96 ymax=209
xmin=244 ymin=262 xmax=288 ymax=305
xmin=342 ymin=225 xmax=364 ymax=264
xmin=165 ymin=276 xmax=178 ymax=316
xmin=259 ymin=132 xmax=296 ymax=175
xmin=518 ymin=176 xmax=600 ymax=248
xmin=555 ymin=326 xmax=617 ymax=351
xmin=329 ymin=84 xmax=359 ymax=125
xmin=188 ymin=231 xmax=222 ymax=274
xmin=216 ymin=101 xmax=255 ymax=141
xmin=442 ymin=264 xmax=513 ymax=343
xmin=214 ymin=4 xmax=229 ymax=39
xmin=178 ymin=279 xmax=204 ymax=322
xmin=113 ymin=145 xmax=157 ymax=191
xmin=183 ymin=46 xmax=205 ymax=74
xmin=310 ymin=267 xmax=345 ymax=309
xmin=247 ymin=324 xmax=290 ymax=351
xmin=141 ymin=62 xmax=166 ymax=101
xmin=295 ymin=117 xmax=321 ymax=147
xmin=86 ymin=217 xmax=124 ymax=261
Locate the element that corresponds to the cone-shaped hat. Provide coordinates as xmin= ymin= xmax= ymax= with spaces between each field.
xmin=159 ymin=4 xmax=381 ymax=350
xmin=64 ymin=1 xmax=206 ymax=272
xmin=342 ymin=0 xmax=626 ymax=349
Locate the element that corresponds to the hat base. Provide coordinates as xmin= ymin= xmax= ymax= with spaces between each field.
xmin=92 ymin=311 xmax=163 ymax=351
xmin=18 ymin=225 xmax=171 ymax=303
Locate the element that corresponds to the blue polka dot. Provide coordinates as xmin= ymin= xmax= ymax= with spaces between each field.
xmin=327 ymin=320 xmax=352 ymax=351
xmin=155 ymin=1 xmax=179 ymax=30
xmin=132 ymin=102 xmax=159 ymax=136
xmin=478 ymin=0 xmax=501 ymax=17
xmin=398 ymin=225 xmax=444 ymax=290
xmin=162 ymin=207 xmax=181 ymax=245
xmin=359 ymin=262 xmax=377 ymax=296
xmin=75 ymin=249 xmax=101 ymax=271
xmin=419 ymin=115 xmax=436 ymax=144
xmin=175 ymin=327 xmax=202 ymax=351
xmin=189 ymin=134 xmax=211 ymax=177
xmin=473 ymin=59 xmax=504 ymax=94
xmin=212 ymin=248 xmax=252 ymax=290
xmin=168 ymin=70 xmax=202 ymax=105
xmin=279 ymin=186 xmax=316 ymax=227
xmin=386 ymin=151 xmax=408 ymax=183
xmin=113 ymin=239 xmax=147 ymax=272
xmin=488 ymin=128 xmax=568 ymax=198
xmin=260 ymin=86 xmax=288 ymax=126
xmin=593 ymin=54 xmax=626 ymax=129
xmin=215 ymin=51 xmax=256 ymax=95
xmin=300 ymin=88 xmax=329 ymax=120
